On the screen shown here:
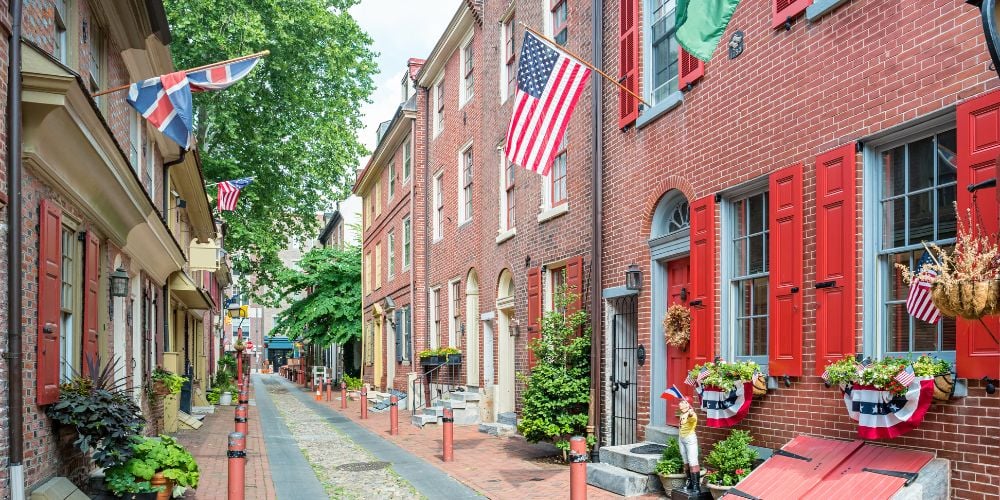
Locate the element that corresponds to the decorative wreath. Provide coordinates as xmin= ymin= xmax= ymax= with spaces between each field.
xmin=663 ymin=304 xmax=691 ymax=348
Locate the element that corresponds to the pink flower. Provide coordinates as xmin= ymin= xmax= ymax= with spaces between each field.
xmin=735 ymin=469 xmax=746 ymax=476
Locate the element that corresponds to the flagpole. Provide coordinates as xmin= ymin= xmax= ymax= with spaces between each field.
xmin=205 ymin=176 xmax=256 ymax=189
xmin=91 ymin=50 xmax=271 ymax=98
xmin=519 ymin=23 xmax=650 ymax=107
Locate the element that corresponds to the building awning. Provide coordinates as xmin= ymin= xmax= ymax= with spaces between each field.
xmin=265 ymin=337 xmax=294 ymax=350
xmin=725 ymin=435 xmax=934 ymax=499
xmin=169 ymin=272 xmax=214 ymax=311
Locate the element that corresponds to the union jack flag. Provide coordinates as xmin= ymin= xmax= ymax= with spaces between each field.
xmin=906 ymin=252 xmax=940 ymax=324
xmin=187 ymin=57 xmax=261 ymax=92
xmin=217 ymin=178 xmax=253 ymax=211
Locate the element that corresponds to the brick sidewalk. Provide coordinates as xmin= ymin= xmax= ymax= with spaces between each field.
xmin=174 ymin=385 xmax=276 ymax=500
xmin=298 ymin=380 xmax=658 ymax=499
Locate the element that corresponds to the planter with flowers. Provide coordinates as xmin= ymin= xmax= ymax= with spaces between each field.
xmin=440 ymin=347 xmax=463 ymax=365
xmin=703 ymin=429 xmax=758 ymax=499
xmin=687 ymin=360 xmax=762 ymax=428
xmin=418 ymin=349 xmax=443 ymax=367
xmin=663 ymin=304 xmax=691 ymax=351
xmin=105 ymin=435 xmax=199 ymax=499
xmin=654 ymin=437 xmax=686 ymax=491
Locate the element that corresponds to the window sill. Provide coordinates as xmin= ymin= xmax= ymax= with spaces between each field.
xmin=537 ymin=203 xmax=569 ymax=223
xmin=636 ymin=91 xmax=683 ymax=129
xmin=495 ymin=228 xmax=516 ymax=244
xmin=432 ymin=237 xmax=443 ymax=244
xmin=806 ymin=0 xmax=850 ymax=21
xmin=459 ymin=219 xmax=473 ymax=229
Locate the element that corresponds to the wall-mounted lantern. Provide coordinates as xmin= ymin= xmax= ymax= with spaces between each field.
xmin=625 ymin=264 xmax=643 ymax=291
xmin=110 ymin=268 xmax=130 ymax=297
xmin=970 ymin=0 xmax=1000 ymax=78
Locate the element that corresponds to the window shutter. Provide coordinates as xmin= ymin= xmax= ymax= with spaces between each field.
xmin=617 ymin=0 xmax=639 ymax=128
xmin=83 ymin=231 xmax=100 ymax=368
xmin=394 ymin=309 xmax=403 ymax=362
xmin=688 ymin=195 xmax=715 ymax=369
xmin=678 ymin=47 xmax=704 ymax=90
xmin=38 ymin=199 xmax=63 ymax=405
xmin=956 ymin=90 xmax=1000 ymax=380
xmin=771 ymin=0 xmax=812 ymax=29
xmin=404 ymin=307 xmax=412 ymax=361
xmin=565 ymin=255 xmax=584 ymax=315
xmin=814 ymin=143 xmax=857 ymax=375
xmin=527 ymin=266 xmax=542 ymax=369
xmin=768 ymin=164 xmax=803 ymax=376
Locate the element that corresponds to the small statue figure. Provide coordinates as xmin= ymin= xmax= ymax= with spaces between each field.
xmin=678 ymin=399 xmax=701 ymax=493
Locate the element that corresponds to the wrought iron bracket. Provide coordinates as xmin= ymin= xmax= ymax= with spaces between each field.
xmin=774 ymin=449 xmax=812 ymax=462
xmin=727 ymin=487 xmax=761 ymax=500
xmin=863 ymin=468 xmax=918 ymax=487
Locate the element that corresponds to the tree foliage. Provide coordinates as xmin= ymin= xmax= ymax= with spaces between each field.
xmin=270 ymin=245 xmax=362 ymax=346
xmin=516 ymin=286 xmax=592 ymax=454
xmin=163 ymin=0 xmax=377 ymax=298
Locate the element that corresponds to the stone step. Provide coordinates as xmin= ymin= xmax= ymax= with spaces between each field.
xmin=438 ymin=400 xmax=467 ymax=410
xmin=449 ymin=391 xmax=482 ymax=402
xmin=451 ymin=407 xmax=480 ymax=425
xmin=498 ymin=411 xmax=517 ymax=426
xmin=586 ymin=462 xmax=662 ymax=497
xmin=599 ymin=443 xmax=661 ymax=475
xmin=478 ymin=422 xmax=517 ymax=437
xmin=411 ymin=414 xmax=438 ymax=427
xmin=644 ymin=425 xmax=679 ymax=445
xmin=423 ymin=406 xmax=444 ymax=417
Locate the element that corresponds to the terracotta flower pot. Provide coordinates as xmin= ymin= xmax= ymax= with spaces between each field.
xmin=707 ymin=483 xmax=732 ymax=499
xmin=933 ymin=373 xmax=955 ymax=401
xmin=657 ymin=473 xmax=686 ymax=491
xmin=151 ymin=472 xmax=174 ymax=500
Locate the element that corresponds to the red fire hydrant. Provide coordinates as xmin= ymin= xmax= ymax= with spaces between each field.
xmin=569 ymin=436 xmax=588 ymax=500
xmin=442 ymin=408 xmax=454 ymax=462
xmin=389 ymin=395 xmax=399 ymax=435
xmin=227 ymin=432 xmax=246 ymax=500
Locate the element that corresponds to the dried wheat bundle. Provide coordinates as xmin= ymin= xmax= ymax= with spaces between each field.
xmin=663 ymin=304 xmax=691 ymax=348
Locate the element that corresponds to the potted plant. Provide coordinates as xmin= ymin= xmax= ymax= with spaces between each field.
xmin=913 ymin=354 xmax=955 ymax=401
xmin=419 ymin=349 xmax=443 ymax=366
xmin=654 ymin=437 xmax=686 ymax=491
xmin=663 ymin=304 xmax=691 ymax=351
xmin=151 ymin=368 xmax=186 ymax=397
xmin=105 ymin=435 xmax=200 ymax=500
xmin=688 ymin=360 xmax=760 ymax=392
xmin=440 ymin=346 xmax=462 ymax=365
xmin=704 ymin=430 xmax=757 ymax=499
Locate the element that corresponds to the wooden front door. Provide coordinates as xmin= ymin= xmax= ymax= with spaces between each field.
xmin=666 ymin=257 xmax=691 ymax=426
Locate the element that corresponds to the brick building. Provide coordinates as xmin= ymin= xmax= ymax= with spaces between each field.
xmin=2 ymin=0 xmax=226 ymax=495
xmin=597 ymin=0 xmax=999 ymax=497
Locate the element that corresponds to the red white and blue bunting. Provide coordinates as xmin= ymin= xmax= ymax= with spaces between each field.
xmin=843 ymin=376 xmax=934 ymax=440
xmin=698 ymin=381 xmax=753 ymax=428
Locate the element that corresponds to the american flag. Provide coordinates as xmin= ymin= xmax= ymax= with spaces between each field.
xmin=217 ymin=178 xmax=253 ymax=211
xmin=894 ymin=366 xmax=916 ymax=387
xmin=820 ymin=368 xmax=830 ymax=382
xmin=906 ymin=252 xmax=940 ymax=324
xmin=684 ymin=373 xmax=696 ymax=386
xmin=696 ymin=366 xmax=710 ymax=383
xmin=504 ymin=31 xmax=591 ymax=176
xmin=187 ymin=57 xmax=261 ymax=92
xmin=856 ymin=357 xmax=871 ymax=376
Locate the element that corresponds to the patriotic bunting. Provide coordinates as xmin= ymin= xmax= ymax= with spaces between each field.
xmin=843 ymin=376 xmax=934 ymax=440
xmin=700 ymin=382 xmax=753 ymax=428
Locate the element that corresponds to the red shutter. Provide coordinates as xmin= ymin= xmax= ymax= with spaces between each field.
xmin=565 ymin=255 xmax=584 ymax=316
xmin=38 ymin=199 xmax=62 ymax=405
xmin=688 ymin=195 xmax=715 ymax=369
xmin=955 ymin=90 xmax=1000 ymax=380
xmin=678 ymin=48 xmax=704 ymax=90
xmin=814 ymin=144 xmax=857 ymax=375
xmin=772 ymin=0 xmax=812 ymax=29
xmin=83 ymin=231 xmax=100 ymax=368
xmin=768 ymin=164 xmax=803 ymax=376
xmin=527 ymin=266 xmax=542 ymax=369
xmin=617 ymin=0 xmax=639 ymax=128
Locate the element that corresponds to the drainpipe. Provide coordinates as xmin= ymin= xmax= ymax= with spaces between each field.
xmin=6 ymin=1 xmax=26 ymax=498
xmin=588 ymin=0 xmax=605 ymax=456
xmin=162 ymin=151 xmax=185 ymax=216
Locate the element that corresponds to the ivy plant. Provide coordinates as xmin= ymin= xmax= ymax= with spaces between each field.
xmin=151 ymin=368 xmax=187 ymax=395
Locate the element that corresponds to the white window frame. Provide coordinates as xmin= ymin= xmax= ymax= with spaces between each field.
xmin=448 ymin=278 xmax=461 ymax=347
xmin=403 ymin=138 xmax=412 ymax=182
xmin=429 ymin=287 xmax=441 ymax=349
xmin=129 ymin=112 xmax=143 ymax=171
xmin=433 ymin=172 xmax=444 ymax=241
xmin=720 ymin=184 xmax=770 ymax=366
xmin=498 ymin=148 xmax=517 ymax=239
xmin=389 ymin=160 xmax=396 ymax=199
xmin=458 ymin=141 xmax=474 ymax=225
xmin=460 ymin=31 xmax=475 ymax=107
xmin=499 ymin=13 xmax=517 ymax=103
xmin=54 ymin=0 xmax=69 ymax=64
xmin=433 ymin=75 xmax=445 ymax=138
xmin=546 ymin=0 xmax=568 ymax=46
xmin=539 ymin=147 xmax=569 ymax=222
xmin=862 ymin=116 xmax=958 ymax=362
xmin=387 ymin=230 xmax=395 ymax=279
xmin=402 ymin=216 xmax=412 ymax=269
xmin=60 ymin=224 xmax=78 ymax=381
xmin=544 ymin=262 xmax=568 ymax=314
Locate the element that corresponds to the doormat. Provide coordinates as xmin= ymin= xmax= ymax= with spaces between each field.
xmin=630 ymin=444 xmax=666 ymax=455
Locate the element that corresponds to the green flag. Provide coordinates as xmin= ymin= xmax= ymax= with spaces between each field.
xmin=676 ymin=0 xmax=741 ymax=62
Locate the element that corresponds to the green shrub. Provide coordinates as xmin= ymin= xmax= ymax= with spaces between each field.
xmin=655 ymin=438 xmax=684 ymax=475
xmin=343 ymin=374 xmax=363 ymax=390
xmin=704 ymin=430 xmax=757 ymax=487
xmin=105 ymin=435 xmax=199 ymax=497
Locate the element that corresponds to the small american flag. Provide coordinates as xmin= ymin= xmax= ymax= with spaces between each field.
xmin=906 ymin=252 xmax=940 ymax=324
xmin=856 ymin=358 xmax=871 ymax=376
xmin=684 ymin=373 xmax=696 ymax=386
xmin=696 ymin=366 xmax=710 ymax=383
xmin=217 ymin=177 xmax=253 ymax=211
xmin=505 ymin=31 xmax=591 ymax=176
xmin=820 ymin=368 xmax=830 ymax=382
xmin=894 ymin=366 xmax=916 ymax=387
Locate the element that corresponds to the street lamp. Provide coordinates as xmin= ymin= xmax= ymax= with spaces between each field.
xmin=228 ymin=302 xmax=242 ymax=318
xmin=110 ymin=268 xmax=130 ymax=297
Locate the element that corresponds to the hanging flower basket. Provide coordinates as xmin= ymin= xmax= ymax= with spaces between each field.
xmin=751 ymin=372 xmax=767 ymax=396
xmin=663 ymin=304 xmax=691 ymax=350
xmin=932 ymin=373 xmax=956 ymax=402
xmin=930 ymin=280 xmax=1000 ymax=320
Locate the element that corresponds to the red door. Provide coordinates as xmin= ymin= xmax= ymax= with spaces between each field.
xmin=665 ymin=257 xmax=690 ymax=426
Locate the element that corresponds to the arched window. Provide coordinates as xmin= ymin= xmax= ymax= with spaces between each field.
xmin=651 ymin=190 xmax=690 ymax=240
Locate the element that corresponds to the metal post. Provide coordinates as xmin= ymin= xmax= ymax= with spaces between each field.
xmin=227 ymin=432 xmax=246 ymax=500
xmin=442 ymin=408 xmax=454 ymax=462
xmin=234 ymin=405 xmax=248 ymax=436
xmin=340 ymin=382 xmax=347 ymax=409
xmin=389 ymin=395 xmax=399 ymax=435
xmin=360 ymin=388 xmax=368 ymax=419
xmin=569 ymin=436 xmax=588 ymax=500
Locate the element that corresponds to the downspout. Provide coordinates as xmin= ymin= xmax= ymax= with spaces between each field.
xmin=163 ymin=152 xmax=186 ymax=216
xmin=588 ymin=0 xmax=604 ymax=456
xmin=6 ymin=1 xmax=25 ymax=498
xmin=421 ymin=85 xmax=430 ymax=404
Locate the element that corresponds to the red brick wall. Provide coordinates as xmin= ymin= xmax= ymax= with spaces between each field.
xmin=599 ymin=0 xmax=999 ymax=497
xmin=0 ymin=1 xmax=10 ymax=496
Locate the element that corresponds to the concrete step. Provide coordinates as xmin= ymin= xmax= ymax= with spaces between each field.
xmin=478 ymin=422 xmax=517 ymax=437
xmin=191 ymin=406 xmax=215 ymax=415
xmin=411 ymin=414 xmax=438 ymax=427
xmin=451 ymin=407 xmax=480 ymax=425
xmin=498 ymin=411 xmax=517 ymax=426
xmin=449 ymin=391 xmax=481 ymax=402
xmin=423 ymin=406 xmax=444 ymax=417
xmin=586 ymin=462 xmax=662 ymax=497
xmin=599 ymin=443 xmax=661 ymax=475
xmin=438 ymin=400 xmax=467 ymax=410
xmin=644 ymin=425 xmax=679 ymax=445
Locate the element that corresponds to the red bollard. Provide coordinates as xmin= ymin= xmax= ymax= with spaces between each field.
xmin=389 ymin=395 xmax=399 ymax=435
xmin=360 ymin=388 xmax=368 ymax=420
xmin=442 ymin=408 xmax=454 ymax=462
xmin=326 ymin=379 xmax=333 ymax=402
xmin=569 ymin=436 xmax=587 ymax=500
xmin=340 ymin=382 xmax=348 ymax=409
xmin=234 ymin=405 xmax=248 ymax=436
xmin=227 ymin=432 xmax=246 ymax=500
xmin=238 ymin=389 xmax=248 ymax=406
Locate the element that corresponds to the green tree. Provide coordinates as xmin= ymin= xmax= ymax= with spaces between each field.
xmin=516 ymin=286 xmax=592 ymax=456
xmin=163 ymin=0 xmax=377 ymax=298
xmin=270 ymin=245 xmax=362 ymax=346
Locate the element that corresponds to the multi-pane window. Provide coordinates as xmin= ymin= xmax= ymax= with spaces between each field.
xmin=403 ymin=139 xmax=412 ymax=181
xmin=649 ymin=0 xmax=679 ymax=104
xmin=399 ymin=305 xmax=411 ymax=361
xmin=731 ymin=191 xmax=769 ymax=359
xmin=145 ymin=140 xmax=156 ymax=202
xmin=433 ymin=173 xmax=444 ymax=240
xmin=551 ymin=151 xmax=567 ymax=206
xmin=430 ymin=288 xmax=441 ymax=349
xmin=550 ymin=0 xmax=568 ymax=45
xmin=54 ymin=0 xmax=68 ymax=64
xmin=880 ymin=129 xmax=957 ymax=356
xmin=389 ymin=161 xmax=396 ymax=198
xmin=434 ymin=79 xmax=445 ymax=136
xmin=550 ymin=266 xmax=566 ymax=314
xmin=60 ymin=227 xmax=76 ymax=380
xmin=403 ymin=216 xmax=411 ymax=268
xmin=374 ymin=180 xmax=382 ymax=216
xmin=505 ymin=159 xmax=516 ymax=229
xmin=503 ymin=17 xmax=517 ymax=99
xmin=462 ymin=40 xmax=474 ymax=104
xmin=462 ymin=148 xmax=473 ymax=222
xmin=129 ymin=112 xmax=142 ymax=171
xmin=387 ymin=231 xmax=396 ymax=278
xmin=89 ymin=25 xmax=104 ymax=109
xmin=365 ymin=251 xmax=372 ymax=295
xmin=449 ymin=280 xmax=461 ymax=347
xmin=374 ymin=242 xmax=382 ymax=289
